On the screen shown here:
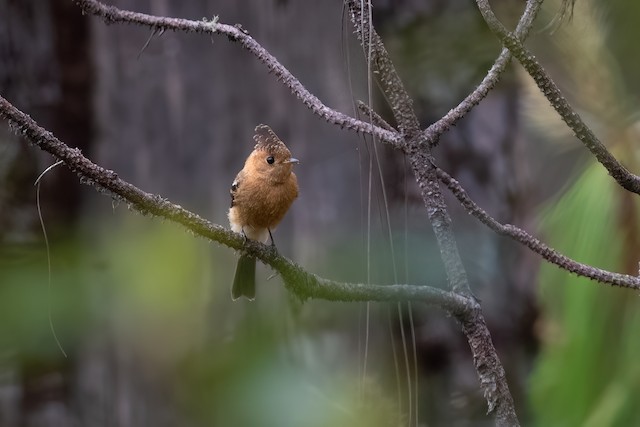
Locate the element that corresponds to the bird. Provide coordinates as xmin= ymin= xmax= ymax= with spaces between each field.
xmin=228 ymin=124 xmax=299 ymax=300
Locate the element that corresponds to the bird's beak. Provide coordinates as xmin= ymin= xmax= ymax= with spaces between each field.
xmin=287 ymin=158 xmax=299 ymax=164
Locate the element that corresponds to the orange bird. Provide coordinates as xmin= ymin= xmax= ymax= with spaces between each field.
xmin=228 ymin=125 xmax=299 ymax=300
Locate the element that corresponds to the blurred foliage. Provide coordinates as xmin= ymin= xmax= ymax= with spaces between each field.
xmin=103 ymin=220 xmax=402 ymax=426
xmin=1 ymin=217 xmax=407 ymax=426
xmin=531 ymin=164 xmax=640 ymax=426
xmin=527 ymin=0 xmax=640 ymax=425
xmin=0 ymin=238 xmax=91 ymax=361
xmin=181 ymin=335 xmax=401 ymax=427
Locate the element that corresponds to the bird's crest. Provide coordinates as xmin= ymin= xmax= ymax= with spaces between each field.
xmin=253 ymin=124 xmax=289 ymax=154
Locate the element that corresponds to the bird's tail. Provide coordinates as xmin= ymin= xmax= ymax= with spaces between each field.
xmin=232 ymin=254 xmax=256 ymax=300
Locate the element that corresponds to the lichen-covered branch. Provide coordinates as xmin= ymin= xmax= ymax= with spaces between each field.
xmin=75 ymin=0 xmax=403 ymax=149
xmin=459 ymin=307 xmax=519 ymax=427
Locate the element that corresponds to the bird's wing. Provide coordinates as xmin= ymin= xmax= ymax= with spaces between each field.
xmin=230 ymin=170 xmax=244 ymax=208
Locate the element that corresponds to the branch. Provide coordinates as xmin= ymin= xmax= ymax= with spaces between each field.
xmin=404 ymin=151 xmax=524 ymax=425
xmin=345 ymin=0 xmax=471 ymax=295
xmin=426 ymin=0 xmax=543 ymax=142
xmin=0 ymin=94 xmax=471 ymax=312
xmin=460 ymin=307 xmax=518 ymax=426
xmin=345 ymin=0 xmax=421 ymax=139
xmin=436 ymin=165 xmax=640 ymax=290
xmin=345 ymin=3 xmax=519 ymax=425
xmin=75 ymin=0 xmax=403 ymax=149
xmin=356 ymin=100 xmax=395 ymax=132
xmin=475 ymin=0 xmax=640 ymax=195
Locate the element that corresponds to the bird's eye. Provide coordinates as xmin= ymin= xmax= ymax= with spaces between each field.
xmin=266 ymin=156 xmax=275 ymax=164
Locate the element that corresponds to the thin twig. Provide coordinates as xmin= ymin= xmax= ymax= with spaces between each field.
xmin=35 ymin=160 xmax=68 ymax=359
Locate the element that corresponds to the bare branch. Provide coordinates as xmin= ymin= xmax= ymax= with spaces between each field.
xmin=426 ymin=0 xmax=543 ymax=142
xmin=475 ymin=0 xmax=640 ymax=195
xmin=0 ymin=94 xmax=470 ymax=312
xmin=75 ymin=0 xmax=403 ymax=149
xmin=436 ymin=165 xmax=640 ymax=290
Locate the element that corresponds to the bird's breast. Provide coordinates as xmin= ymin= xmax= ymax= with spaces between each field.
xmin=230 ymin=175 xmax=298 ymax=230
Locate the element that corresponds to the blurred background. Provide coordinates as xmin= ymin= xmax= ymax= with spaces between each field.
xmin=1 ymin=0 xmax=640 ymax=425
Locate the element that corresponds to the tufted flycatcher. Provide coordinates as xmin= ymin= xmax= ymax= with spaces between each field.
xmin=228 ymin=124 xmax=299 ymax=300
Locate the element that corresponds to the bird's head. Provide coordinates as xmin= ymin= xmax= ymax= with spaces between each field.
xmin=247 ymin=124 xmax=298 ymax=183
